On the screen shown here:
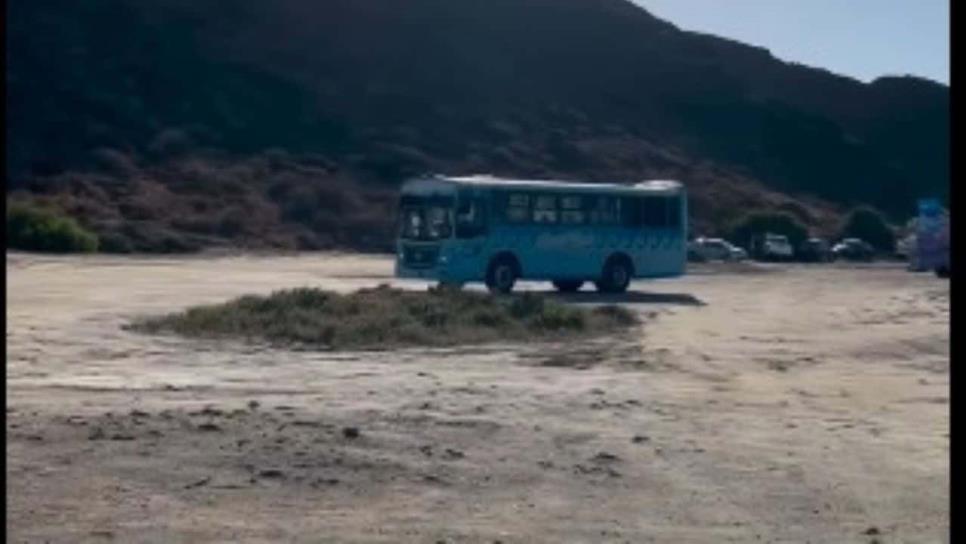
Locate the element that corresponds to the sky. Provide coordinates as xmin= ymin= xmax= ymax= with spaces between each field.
xmin=633 ymin=0 xmax=949 ymax=85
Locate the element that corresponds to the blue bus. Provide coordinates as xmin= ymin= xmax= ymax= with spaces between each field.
xmin=395 ymin=174 xmax=688 ymax=293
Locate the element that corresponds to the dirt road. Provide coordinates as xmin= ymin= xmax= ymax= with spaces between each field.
xmin=6 ymin=253 xmax=949 ymax=543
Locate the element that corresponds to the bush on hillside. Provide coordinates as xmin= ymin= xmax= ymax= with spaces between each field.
xmin=839 ymin=206 xmax=896 ymax=252
xmin=7 ymin=202 xmax=99 ymax=253
xmin=727 ymin=211 xmax=808 ymax=249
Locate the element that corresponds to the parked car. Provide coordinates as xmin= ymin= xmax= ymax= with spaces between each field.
xmin=730 ymin=244 xmax=749 ymax=262
xmin=689 ymin=237 xmax=747 ymax=262
xmin=688 ymin=240 xmax=708 ymax=263
xmin=751 ymin=233 xmax=794 ymax=262
xmin=831 ymin=238 xmax=875 ymax=262
xmin=921 ymin=230 xmax=950 ymax=277
xmin=914 ymin=207 xmax=949 ymax=278
xmin=896 ymin=234 xmax=917 ymax=264
xmin=797 ymin=238 xmax=832 ymax=262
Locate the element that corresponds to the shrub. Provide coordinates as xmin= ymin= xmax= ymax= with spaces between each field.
xmin=536 ymin=304 xmax=586 ymax=331
xmin=216 ymin=206 xmax=250 ymax=237
xmin=776 ymin=201 xmax=814 ymax=224
xmin=839 ymin=206 xmax=896 ymax=252
xmin=591 ymin=305 xmax=639 ymax=326
xmin=7 ymin=202 xmax=99 ymax=253
xmin=129 ymin=287 xmax=639 ymax=351
xmin=728 ymin=210 xmax=808 ymax=249
xmin=509 ymin=293 xmax=546 ymax=319
xmin=278 ymin=186 xmax=318 ymax=225
xmin=148 ymin=128 xmax=193 ymax=158
xmin=91 ymin=148 xmax=139 ymax=177
xmin=116 ymin=221 xmax=203 ymax=253
xmin=471 ymin=308 xmax=510 ymax=328
xmin=97 ymin=230 xmax=135 ymax=253
xmin=354 ymin=143 xmax=431 ymax=183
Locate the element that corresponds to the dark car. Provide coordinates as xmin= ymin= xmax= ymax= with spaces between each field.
xmin=831 ymin=238 xmax=875 ymax=262
xmin=797 ymin=238 xmax=832 ymax=262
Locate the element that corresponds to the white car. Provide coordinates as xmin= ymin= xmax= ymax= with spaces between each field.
xmin=754 ymin=233 xmax=793 ymax=261
xmin=689 ymin=237 xmax=748 ymax=262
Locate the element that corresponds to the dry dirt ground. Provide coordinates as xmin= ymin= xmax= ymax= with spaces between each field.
xmin=6 ymin=253 xmax=949 ymax=543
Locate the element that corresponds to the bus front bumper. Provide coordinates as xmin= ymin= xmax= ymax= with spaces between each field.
xmin=395 ymin=257 xmax=453 ymax=280
xmin=395 ymin=264 xmax=441 ymax=280
xmin=395 ymin=258 xmax=476 ymax=283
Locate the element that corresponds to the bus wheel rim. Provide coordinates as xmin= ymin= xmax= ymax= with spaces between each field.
xmin=497 ymin=266 xmax=512 ymax=288
xmin=613 ymin=266 xmax=627 ymax=286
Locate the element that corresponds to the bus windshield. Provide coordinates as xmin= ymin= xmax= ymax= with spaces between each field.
xmin=399 ymin=202 xmax=452 ymax=241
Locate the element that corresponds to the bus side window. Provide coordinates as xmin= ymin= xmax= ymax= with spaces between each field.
xmin=560 ymin=195 xmax=585 ymax=224
xmin=586 ymin=197 xmax=600 ymax=224
xmin=587 ymin=196 xmax=618 ymax=224
xmin=666 ymin=198 xmax=681 ymax=228
xmin=456 ymin=196 xmax=487 ymax=238
xmin=622 ymin=197 xmax=644 ymax=227
xmin=642 ymin=197 xmax=667 ymax=228
xmin=505 ymin=192 xmax=529 ymax=223
xmin=533 ymin=195 xmax=558 ymax=223
xmin=602 ymin=196 xmax=620 ymax=224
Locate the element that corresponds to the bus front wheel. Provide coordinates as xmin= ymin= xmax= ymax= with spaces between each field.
xmin=486 ymin=257 xmax=518 ymax=294
xmin=552 ymin=280 xmax=583 ymax=293
xmin=595 ymin=257 xmax=632 ymax=294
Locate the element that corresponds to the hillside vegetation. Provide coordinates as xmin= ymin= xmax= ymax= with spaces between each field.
xmin=7 ymin=201 xmax=99 ymax=253
xmin=7 ymin=0 xmax=948 ymax=252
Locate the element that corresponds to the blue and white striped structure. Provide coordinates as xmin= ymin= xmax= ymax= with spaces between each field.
xmin=395 ymin=174 xmax=688 ymax=292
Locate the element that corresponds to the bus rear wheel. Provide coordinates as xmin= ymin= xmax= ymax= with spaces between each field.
xmin=552 ymin=280 xmax=583 ymax=293
xmin=595 ymin=257 xmax=632 ymax=294
xmin=486 ymin=257 xmax=518 ymax=294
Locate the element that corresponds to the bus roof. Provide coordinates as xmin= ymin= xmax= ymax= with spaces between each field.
xmin=402 ymin=174 xmax=684 ymax=196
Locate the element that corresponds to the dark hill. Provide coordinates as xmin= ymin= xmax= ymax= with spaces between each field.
xmin=6 ymin=0 xmax=948 ymax=252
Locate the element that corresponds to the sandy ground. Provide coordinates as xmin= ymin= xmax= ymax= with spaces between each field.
xmin=6 ymin=253 xmax=948 ymax=543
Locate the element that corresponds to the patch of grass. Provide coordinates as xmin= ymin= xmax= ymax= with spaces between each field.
xmin=7 ymin=202 xmax=99 ymax=253
xmin=128 ymin=285 xmax=639 ymax=350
